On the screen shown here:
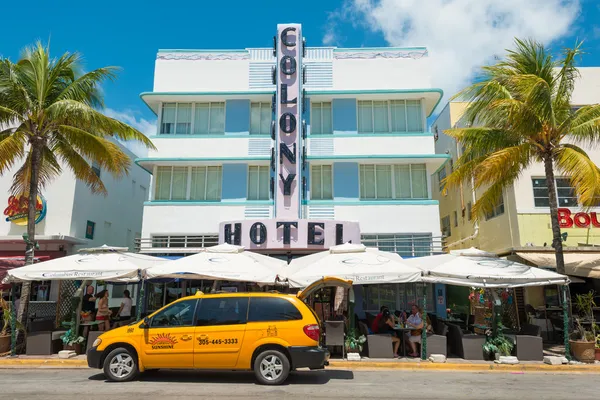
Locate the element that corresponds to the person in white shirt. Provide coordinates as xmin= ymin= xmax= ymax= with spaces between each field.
xmin=404 ymin=305 xmax=424 ymax=357
xmin=115 ymin=290 xmax=133 ymax=325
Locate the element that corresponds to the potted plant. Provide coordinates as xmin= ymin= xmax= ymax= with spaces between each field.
xmin=344 ymin=329 xmax=366 ymax=356
xmin=569 ymin=291 xmax=596 ymax=363
xmin=60 ymin=329 xmax=85 ymax=354
xmin=595 ymin=331 xmax=600 ymax=361
xmin=0 ymin=294 xmax=25 ymax=354
xmin=483 ymin=326 xmax=514 ymax=361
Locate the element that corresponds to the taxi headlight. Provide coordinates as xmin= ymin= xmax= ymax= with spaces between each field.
xmin=92 ymin=338 xmax=102 ymax=348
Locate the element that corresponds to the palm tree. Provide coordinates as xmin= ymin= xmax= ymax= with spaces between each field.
xmin=0 ymin=42 xmax=155 ymax=325
xmin=445 ymin=39 xmax=600 ymax=275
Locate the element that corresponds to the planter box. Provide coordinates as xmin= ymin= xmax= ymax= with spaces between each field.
xmin=569 ymin=340 xmax=595 ymax=363
xmin=63 ymin=343 xmax=83 ymax=355
xmin=0 ymin=335 xmax=11 ymax=353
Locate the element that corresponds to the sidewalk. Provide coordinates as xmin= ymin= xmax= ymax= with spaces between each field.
xmin=1 ymin=354 xmax=599 ymax=373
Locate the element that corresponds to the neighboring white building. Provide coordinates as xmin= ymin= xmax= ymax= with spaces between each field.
xmin=0 ymin=141 xmax=149 ymax=257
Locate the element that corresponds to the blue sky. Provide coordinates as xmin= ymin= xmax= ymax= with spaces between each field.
xmin=1 ymin=0 xmax=599 ymax=134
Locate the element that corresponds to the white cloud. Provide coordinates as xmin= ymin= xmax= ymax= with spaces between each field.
xmin=104 ymin=108 xmax=156 ymax=158
xmin=327 ymin=0 xmax=580 ymax=111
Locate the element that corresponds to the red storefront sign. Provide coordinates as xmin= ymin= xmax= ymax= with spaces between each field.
xmin=558 ymin=208 xmax=600 ymax=228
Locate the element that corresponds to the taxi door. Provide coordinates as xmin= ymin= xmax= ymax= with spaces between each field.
xmin=141 ymin=299 xmax=198 ymax=369
xmin=194 ymin=296 xmax=248 ymax=369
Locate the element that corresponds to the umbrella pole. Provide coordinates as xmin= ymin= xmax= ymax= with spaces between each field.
xmin=421 ymin=283 xmax=427 ymax=361
xmin=562 ymin=285 xmax=570 ymax=361
xmin=10 ymin=283 xmax=17 ymax=357
xmin=136 ymin=276 xmax=145 ymax=321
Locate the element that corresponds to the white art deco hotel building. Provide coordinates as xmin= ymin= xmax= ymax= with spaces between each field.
xmin=136 ymin=24 xmax=448 ymax=312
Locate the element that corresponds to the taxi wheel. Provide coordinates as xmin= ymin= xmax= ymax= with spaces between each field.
xmin=103 ymin=347 xmax=139 ymax=382
xmin=254 ymin=349 xmax=290 ymax=385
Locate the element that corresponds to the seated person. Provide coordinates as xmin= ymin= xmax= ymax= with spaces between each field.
xmin=377 ymin=308 xmax=401 ymax=358
xmin=404 ymin=305 xmax=424 ymax=357
xmin=371 ymin=306 xmax=389 ymax=334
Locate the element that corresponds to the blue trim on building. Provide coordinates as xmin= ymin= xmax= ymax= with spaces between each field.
xmin=225 ymin=100 xmax=250 ymax=135
xmin=144 ymin=200 xmax=274 ymax=206
xmin=304 ymin=199 xmax=439 ymax=206
xmin=306 ymin=154 xmax=451 ymax=161
xmin=149 ymin=134 xmax=271 ymax=139
xmin=333 ymin=163 xmax=359 ymax=199
xmin=222 ymin=164 xmax=248 ymax=200
xmin=308 ymin=132 xmax=434 ymax=138
xmin=332 ymin=99 xmax=357 ymax=134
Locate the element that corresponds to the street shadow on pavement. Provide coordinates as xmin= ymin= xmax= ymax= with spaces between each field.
xmin=88 ymin=369 xmax=354 ymax=385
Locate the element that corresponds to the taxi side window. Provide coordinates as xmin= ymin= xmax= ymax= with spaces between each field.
xmin=150 ymin=299 xmax=197 ymax=328
xmin=196 ymin=297 xmax=249 ymax=326
xmin=248 ymin=297 xmax=302 ymax=322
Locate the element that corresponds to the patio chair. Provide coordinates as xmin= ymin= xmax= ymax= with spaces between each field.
xmin=514 ymin=323 xmax=543 ymax=361
xmin=358 ymin=321 xmax=394 ymax=358
xmin=424 ymin=323 xmax=448 ymax=357
xmin=549 ymin=317 xmax=564 ymax=343
xmin=446 ymin=323 xmax=485 ymax=360
xmin=325 ymin=320 xmax=345 ymax=359
xmin=26 ymin=319 xmax=65 ymax=355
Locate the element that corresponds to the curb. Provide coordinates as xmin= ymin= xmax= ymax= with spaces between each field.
xmin=327 ymin=361 xmax=600 ymax=373
xmin=1 ymin=358 xmax=598 ymax=373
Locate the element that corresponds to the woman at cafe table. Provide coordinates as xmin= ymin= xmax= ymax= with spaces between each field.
xmin=378 ymin=308 xmax=401 ymax=358
xmin=404 ymin=305 xmax=424 ymax=357
xmin=95 ymin=290 xmax=112 ymax=331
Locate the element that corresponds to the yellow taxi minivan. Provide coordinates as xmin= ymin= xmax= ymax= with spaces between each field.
xmin=87 ymin=278 xmax=349 ymax=385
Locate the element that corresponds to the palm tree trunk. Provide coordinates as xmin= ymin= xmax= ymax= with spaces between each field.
xmin=16 ymin=141 xmax=43 ymax=326
xmin=543 ymin=154 xmax=567 ymax=275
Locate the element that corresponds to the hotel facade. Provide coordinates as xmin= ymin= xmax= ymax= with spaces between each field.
xmin=137 ymin=24 xmax=448 ymax=314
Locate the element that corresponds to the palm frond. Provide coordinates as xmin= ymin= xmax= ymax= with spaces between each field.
xmin=46 ymin=99 xmax=156 ymax=149
xmin=56 ymin=125 xmax=131 ymax=177
xmin=52 ymin=138 xmax=107 ymax=195
xmin=56 ymin=67 xmax=119 ymax=108
xmin=553 ymin=41 xmax=583 ymax=124
xmin=0 ymin=127 xmax=27 ymax=174
xmin=9 ymin=146 xmax=62 ymax=195
xmin=471 ymin=181 xmax=507 ymax=222
xmin=568 ymin=104 xmax=600 ymax=146
xmin=554 ymin=144 xmax=600 ymax=208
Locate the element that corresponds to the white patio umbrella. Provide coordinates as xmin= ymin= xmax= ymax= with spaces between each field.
xmin=144 ymin=243 xmax=285 ymax=284
xmin=2 ymin=245 xmax=167 ymax=283
xmin=404 ymin=247 xmax=569 ymax=288
xmin=283 ymin=243 xmax=422 ymax=288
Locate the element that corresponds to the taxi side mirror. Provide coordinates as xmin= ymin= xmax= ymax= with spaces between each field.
xmin=141 ymin=317 xmax=150 ymax=329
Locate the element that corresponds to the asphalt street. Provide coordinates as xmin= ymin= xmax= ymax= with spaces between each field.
xmin=0 ymin=368 xmax=598 ymax=399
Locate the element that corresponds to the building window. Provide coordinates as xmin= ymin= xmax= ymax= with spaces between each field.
xmin=467 ymin=202 xmax=472 ymax=221
xmin=250 ymin=102 xmax=271 ymax=135
xmin=454 ymin=211 xmax=458 ymax=227
xmin=359 ymin=164 xmax=428 ymax=200
xmin=311 ymin=102 xmax=332 ymax=135
xmin=311 ymin=165 xmax=333 ymax=200
xmin=160 ymin=102 xmax=225 ymax=135
xmin=193 ymin=102 xmax=225 ymax=135
xmin=91 ymin=161 xmax=101 ymax=178
xmin=532 ymin=177 xmax=577 ymax=207
xmin=362 ymin=233 xmax=434 ymax=257
xmin=358 ymin=100 xmax=423 ymax=133
xmin=485 ymin=193 xmax=505 ymax=220
xmin=247 ymin=166 xmax=270 ymax=200
xmin=362 ymin=283 xmax=435 ymax=313
xmin=154 ymin=166 xmax=222 ymax=201
xmin=438 ymin=166 xmax=446 ymax=192
xmin=151 ymin=235 xmax=218 ymax=248
xmin=190 ymin=166 xmax=222 ymax=201
xmin=85 ymin=221 xmax=95 ymax=240
xmin=160 ymin=103 xmax=192 ymax=134
xmin=441 ymin=216 xmax=451 ymax=237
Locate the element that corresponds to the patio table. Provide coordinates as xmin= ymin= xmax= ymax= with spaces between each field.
xmin=393 ymin=325 xmax=413 ymax=358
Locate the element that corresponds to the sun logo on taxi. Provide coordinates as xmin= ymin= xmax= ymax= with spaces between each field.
xmin=149 ymin=333 xmax=178 ymax=350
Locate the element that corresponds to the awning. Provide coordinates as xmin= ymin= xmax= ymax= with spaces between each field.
xmin=516 ymin=252 xmax=600 ymax=279
xmin=0 ymin=256 xmax=51 ymax=289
